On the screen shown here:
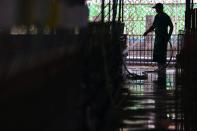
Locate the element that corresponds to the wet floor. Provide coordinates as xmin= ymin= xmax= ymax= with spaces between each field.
xmin=120 ymin=66 xmax=184 ymax=131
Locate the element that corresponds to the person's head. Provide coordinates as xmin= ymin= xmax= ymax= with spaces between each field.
xmin=152 ymin=3 xmax=163 ymax=13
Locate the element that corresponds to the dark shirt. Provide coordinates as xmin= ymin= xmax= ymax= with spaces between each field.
xmin=153 ymin=12 xmax=172 ymax=36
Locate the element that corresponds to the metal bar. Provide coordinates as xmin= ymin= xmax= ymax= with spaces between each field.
xmin=178 ymin=34 xmax=180 ymax=54
xmin=130 ymin=35 xmax=132 ymax=65
xmin=108 ymin=0 xmax=111 ymax=21
xmin=143 ymin=36 xmax=145 ymax=65
xmin=101 ymin=0 xmax=105 ymax=22
xmin=122 ymin=0 xmax=124 ymax=22
xmin=185 ymin=0 xmax=191 ymax=29
xmin=112 ymin=0 xmax=117 ymax=23
xmin=133 ymin=35 xmax=135 ymax=66
xmin=118 ymin=0 xmax=122 ymax=22
xmin=192 ymin=10 xmax=195 ymax=29
xmin=139 ymin=35 xmax=142 ymax=65
xmin=151 ymin=35 xmax=154 ymax=65
xmin=195 ymin=9 xmax=197 ymax=29
xmin=144 ymin=37 xmax=148 ymax=64
xmin=144 ymin=35 xmax=146 ymax=65
xmin=136 ymin=36 xmax=138 ymax=65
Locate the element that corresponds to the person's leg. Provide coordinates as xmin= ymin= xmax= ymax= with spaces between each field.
xmin=154 ymin=63 xmax=165 ymax=72
xmin=157 ymin=62 xmax=166 ymax=87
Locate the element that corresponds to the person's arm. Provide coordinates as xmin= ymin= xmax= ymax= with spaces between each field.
xmin=168 ymin=19 xmax=173 ymax=40
xmin=143 ymin=25 xmax=155 ymax=36
xmin=143 ymin=15 xmax=157 ymax=36
xmin=168 ymin=17 xmax=173 ymax=40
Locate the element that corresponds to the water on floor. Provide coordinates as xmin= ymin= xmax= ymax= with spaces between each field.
xmin=120 ymin=66 xmax=184 ymax=131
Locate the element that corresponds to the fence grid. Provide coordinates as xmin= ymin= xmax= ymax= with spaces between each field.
xmin=125 ymin=34 xmax=182 ymax=66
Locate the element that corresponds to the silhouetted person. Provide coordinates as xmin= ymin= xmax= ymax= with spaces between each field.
xmin=143 ymin=3 xmax=173 ymax=72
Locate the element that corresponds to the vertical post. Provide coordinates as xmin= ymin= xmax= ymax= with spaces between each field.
xmin=108 ymin=0 xmax=111 ymax=21
xmin=112 ymin=0 xmax=117 ymax=23
xmin=118 ymin=0 xmax=122 ymax=22
xmin=122 ymin=0 xmax=124 ymax=22
xmin=101 ymin=0 xmax=105 ymax=22
xmin=195 ymin=9 xmax=197 ymax=29
xmin=185 ymin=0 xmax=191 ymax=30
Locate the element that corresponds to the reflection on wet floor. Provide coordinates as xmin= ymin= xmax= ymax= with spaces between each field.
xmin=121 ymin=66 xmax=183 ymax=131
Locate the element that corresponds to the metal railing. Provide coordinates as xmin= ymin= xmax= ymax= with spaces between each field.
xmin=125 ymin=34 xmax=183 ymax=66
